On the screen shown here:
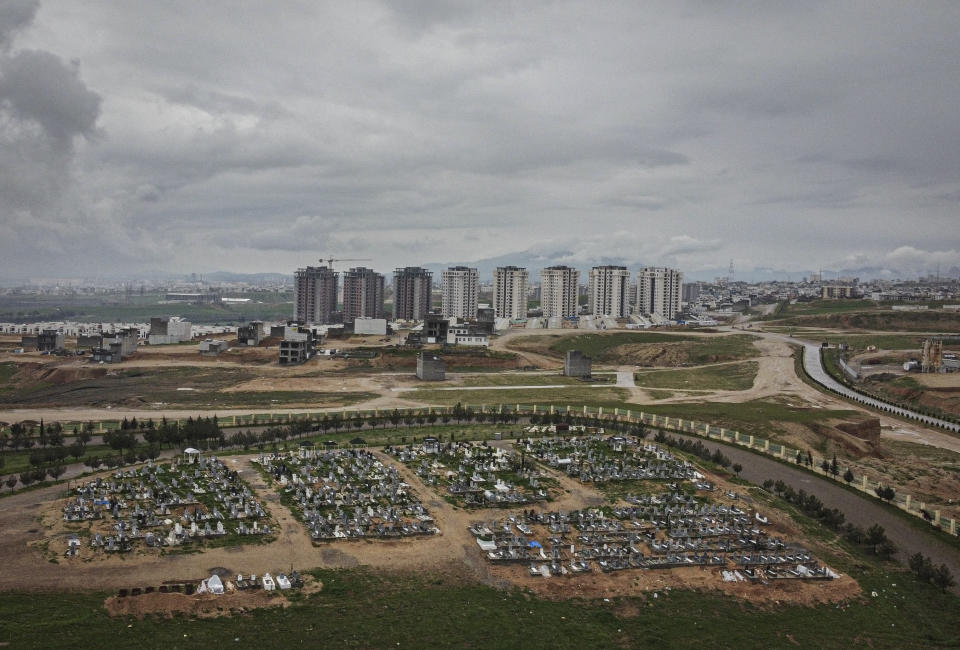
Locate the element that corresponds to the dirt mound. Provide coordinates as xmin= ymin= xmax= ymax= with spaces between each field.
xmin=836 ymin=419 xmax=881 ymax=443
xmin=42 ymin=366 xmax=108 ymax=385
xmin=104 ymin=589 xmax=291 ymax=619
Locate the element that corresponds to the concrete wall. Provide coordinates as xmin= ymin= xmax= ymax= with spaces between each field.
xmin=417 ymin=353 xmax=446 ymax=380
xmin=353 ymin=318 xmax=387 ymax=336
xmin=564 ymin=350 xmax=592 ymax=378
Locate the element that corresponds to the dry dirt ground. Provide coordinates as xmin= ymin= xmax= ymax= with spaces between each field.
xmin=0 ymin=450 xmax=859 ymax=608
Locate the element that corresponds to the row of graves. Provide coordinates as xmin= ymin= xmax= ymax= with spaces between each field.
xmin=467 ymin=433 xmax=838 ymax=584
xmin=386 ymin=438 xmax=559 ymax=508
xmin=62 ymin=454 xmax=273 ymax=557
xmin=252 ymin=448 xmax=439 ymax=542
xmin=469 ymin=503 xmax=836 ymax=582
xmin=516 ymin=434 xmax=701 ymax=484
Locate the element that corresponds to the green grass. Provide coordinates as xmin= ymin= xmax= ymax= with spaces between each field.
xmin=147 ymin=390 xmax=379 ymax=408
xmin=458 ymin=374 xmax=607 ymax=387
xmin=406 ymin=386 xmax=630 ymax=407
xmin=0 ymin=361 xmax=17 ymax=385
xmin=634 ymin=361 xmax=758 ymax=391
xmin=509 ymin=332 xmax=760 ymax=366
xmin=0 ymin=563 xmax=957 ymax=649
xmin=546 ymin=332 xmax=700 ymax=357
xmin=764 ymin=299 xmax=878 ymax=318
xmin=775 ymin=309 xmax=960 ymax=333
xmin=644 ymin=389 xmax=676 ymax=400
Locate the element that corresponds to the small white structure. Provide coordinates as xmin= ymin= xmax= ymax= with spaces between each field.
xmin=353 ymin=317 xmax=388 ymax=336
xmin=262 ymin=573 xmax=276 ymax=591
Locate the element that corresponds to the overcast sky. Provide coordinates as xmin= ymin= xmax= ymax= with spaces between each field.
xmin=1 ymin=1 xmax=959 ymax=281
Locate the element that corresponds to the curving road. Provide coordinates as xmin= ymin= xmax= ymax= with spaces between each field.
xmin=745 ymin=328 xmax=960 ymax=434
xmin=670 ymin=431 xmax=960 ymax=583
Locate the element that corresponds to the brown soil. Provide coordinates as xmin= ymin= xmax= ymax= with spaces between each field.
xmin=104 ymin=589 xmax=292 ymax=619
xmin=495 ymin=564 xmax=861 ymax=607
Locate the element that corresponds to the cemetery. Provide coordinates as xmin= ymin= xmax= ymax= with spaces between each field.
xmin=466 ymin=432 xmax=839 ymax=586
xmin=469 ymin=500 xmax=836 ymax=583
xmin=253 ymin=448 xmax=439 ymax=542
xmin=386 ymin=438 xmax=560 ymax=507
xmin=516 ymin=433 xmax=701 ymax=485
xmin=60 ymin=453 xmax=274 ymax=558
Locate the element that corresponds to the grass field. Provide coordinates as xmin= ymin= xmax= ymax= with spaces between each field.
xmin=458 ymin=374 xmax=610 ymax=387
xmin=546 ymin=332 xmax=700 ymax=357
xmin=765 ymin=299 xmax=879 ymax=318
xmin=147 ymin=390 xmax=379 ymax=408
xmin=509 ymin=332 xmax=760 ymax=366
xmin=0 ymin=560 xmax=957 ymax=649
xmin=774 ymin=310 xmax=960 ymax=333
xmin=407 ymin=386 xmax=630 ymax=407
xmin=634 ymin=361 xmax=758 ymax=391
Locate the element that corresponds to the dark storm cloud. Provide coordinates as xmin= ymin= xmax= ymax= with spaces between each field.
xmin=2 ymin=1 xmax=960 ymax=279
xmin=0 ymin=49 xmax=101 ymax=145
xmin=0 ymin=0 xmax=37 ymax=50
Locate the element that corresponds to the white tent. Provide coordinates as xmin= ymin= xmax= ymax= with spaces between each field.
xmin=184 ymin=447 xmax=201 ymax=455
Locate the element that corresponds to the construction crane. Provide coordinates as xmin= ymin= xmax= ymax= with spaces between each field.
xmin=321 ymin=257 xmax=372 ymax=271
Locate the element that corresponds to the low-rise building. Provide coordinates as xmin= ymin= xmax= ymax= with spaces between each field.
xmin=199 ymin=339 xmax=230 ymax=356
xmin=148 ymin=317 xmax=193 ymax=345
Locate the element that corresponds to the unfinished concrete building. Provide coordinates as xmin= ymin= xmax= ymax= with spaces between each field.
xmin=279 ymin=324 xmax=318 ymax=365
xmin=563 ymin=350 xmax=592 ymax=378
xmin=294 ymin=265 xmax=339 ymax=325
xmin=342 ymin=267 xmax=385 ymax=324
xmin=199 ymin=339 xmax=230 ymax=356
xmin=148 ymin=317 xmax=192 ymax=345
xmin=393 ymin=267 xmax=433 ymax=321
xmin=237 ymin=321 xmax=264 ymax=346
xmin=417 ymin=352 xmax=446 ymax=381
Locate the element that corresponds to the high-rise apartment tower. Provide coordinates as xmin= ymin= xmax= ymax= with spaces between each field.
xmin=441 ymin=266 xmax=479 ymax=320
xmin=294 ymin=265 xmax=338 ymax=324
xmin=342 ymin=267 xmax=385 ymax=324
xmin=588 ymin=266 xmax=630 ymax=318
xmin=493 ymin=266 xmax=529 ymax=320
xmin=392 ymin=267 xmax=433 ymax=321
xmin=540 ymin=265 xmax=580 ymax=319
xmin=636 ymin=267 xmax=683 ymax=320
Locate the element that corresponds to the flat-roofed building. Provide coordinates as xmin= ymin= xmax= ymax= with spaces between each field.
xmin=441 ymin=266 xmax=478 ymax=320
xmin=393 ymin=266 xmax=432 ymax=321
xmin=636 ymin=267 xmax=683 ymax=320
xmin=541 ymin=265 xmax=580 ymax=319
xmin=588 ymin=266 xmax=630 ymax=317
xmin=493 ymin=266 xmax=529 ymax=320
xmin=148 ymin=317 xmax=192 ymax=345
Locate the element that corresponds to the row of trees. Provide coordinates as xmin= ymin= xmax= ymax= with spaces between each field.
xmin=908 ymin=553 xmax=956 ymax=592
xmin=765 ymin=477 xmax=956 ymax=592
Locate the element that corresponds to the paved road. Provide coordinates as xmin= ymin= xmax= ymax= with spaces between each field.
xmin=744 ymin=328 xmax=960 ymax=434
xmin=670 ymin=431 xmax=960 ymax=582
